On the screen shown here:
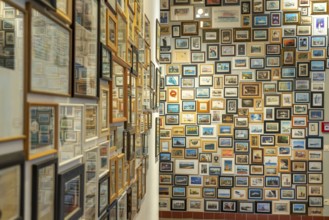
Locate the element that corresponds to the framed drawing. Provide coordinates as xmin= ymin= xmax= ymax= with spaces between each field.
xmin=32 ymin=157 xmax=57 ymax=220
xmin=58 ymin=104 xmax=83 ymax=165
xmin=27 ymin=103 xmax=57 ymax=160
xmin=73 ymin=0 xmax=99 ymax=98
xmin=0 ymin=2 xmax=25 ymax=142
xmin=58 ymin=164 xmax=84 ymax=220
xmin=0 ymin=151 xmax=24 ymax=220
xmin=28 ymin=3 xmax=71 ymax=96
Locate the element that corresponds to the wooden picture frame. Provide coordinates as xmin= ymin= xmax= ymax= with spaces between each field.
xmin=26 ymin=103 xmax=58 ymax=160
xmin=28 ymin=2 xmax=72 ymax=97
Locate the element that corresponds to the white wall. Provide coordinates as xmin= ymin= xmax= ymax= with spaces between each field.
xmin=135 ymin=0 xmax=160 ymax=220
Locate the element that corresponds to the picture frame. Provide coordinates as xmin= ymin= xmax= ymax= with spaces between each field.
xmin=202 ymin=29 xmax=219 ymax=43
xmin=32 ymin=157 xmax=58 ymax=219
xmin=170 ymin=5 xmax=194 ymax=21
xmin=181 ymin=22 xmax=199 ymax=36
xmin=204 ymin=45 xmax=219 ymax=62
xmin=27 ymin=103 xmax=57 ymax=160
xmin=28 ymin=3 xmax=72 ymax=97
xmin=58 ymin=164 xmax=84 ymax=220
xmin=212 ymin=6 xmax=240 ymax=28
xmin=73 ymin=0 xmax=99 ymax=98
xmin=98 ymin=174 xmax=109 ymax=217
xmin=0 ymin=151 xmax=25 ymax=220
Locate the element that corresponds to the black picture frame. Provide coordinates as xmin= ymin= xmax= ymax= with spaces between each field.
xmin=100 ymin=44 xmax=113 ymax=81
xmin=98 ymin=174 xmax=110 ymax=217
xmin=255 ymin=201 xmax=272 ymax=214
xmin=109 ymin=199 xmax=118 ymax=219
xmin=131 ymin=45 xmax=139 ymax=76
xmin=58 ymin=164 xmax=85 ymax=220
xmin=32 ymin=157 xmax=58 ymax=220
xmin=0 ymin=151 xmax=25 ymax=220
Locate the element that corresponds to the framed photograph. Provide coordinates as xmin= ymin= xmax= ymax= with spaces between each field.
xmin=205 ymin=200 xmax=220 ymax=212
xmin=253 ymin=14 xmax=269 ymax=27
xmin=32 ymin=157 xmax=57 ymax=219
xmin=233 ymin=28 xmax=251 ymax=42
xmin=221 ymin=45 xmax=236 ymax=56
xmin=58 ymin=164 xmax=84 ymax=220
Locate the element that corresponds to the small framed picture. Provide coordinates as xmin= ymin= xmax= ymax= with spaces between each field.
xmin=203 ymin=29 xmax=219 ymax=43
xmin=181 ymin=21 xmax=199 ymax=36
xmin=207 ymin=44 xmax=220 ymax=60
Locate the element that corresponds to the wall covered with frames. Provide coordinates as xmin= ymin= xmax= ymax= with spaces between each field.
xmin=0 ymin=0 xmax=160 ymax=219
xmin=159 ymin=0 xmax=329 ymax=216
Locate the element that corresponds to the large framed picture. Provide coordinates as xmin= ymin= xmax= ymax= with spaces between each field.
xmin=28 ymin=3 xmax=72 ymax=96
xmin=0 ymin=2 xmax=25 ymax=142
xmin=73 ymin=0 xmax=99 ymax=98
xmin=0 ymin=151 xmax=25 ymax=220
xmin=32 ymin=158 xmax=58 ymax=220
xmin=27 ymin=103 xmax=58 ymax=160
xmin=58 ymin=164 xmax=85 ymax=220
